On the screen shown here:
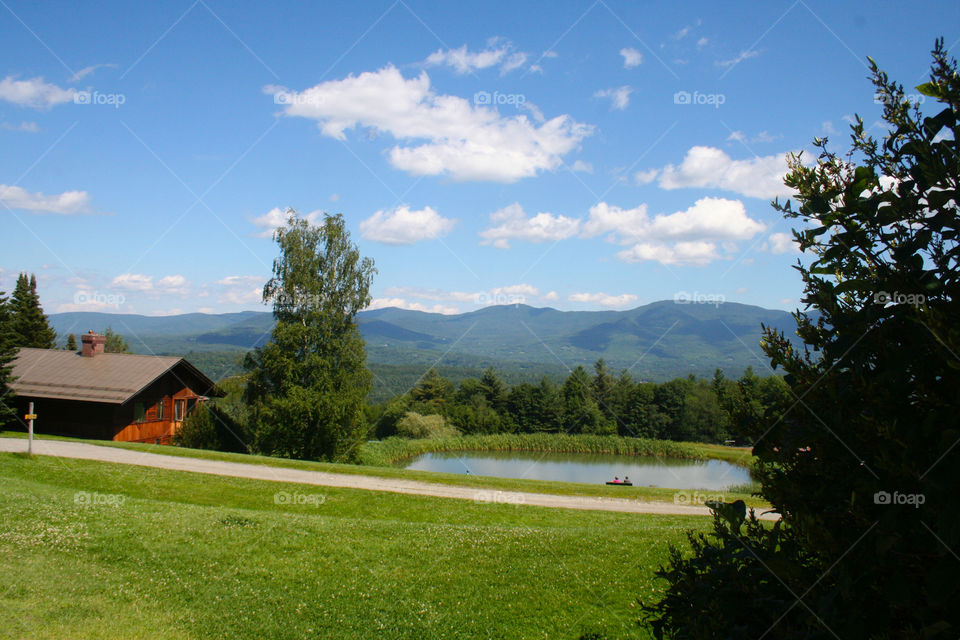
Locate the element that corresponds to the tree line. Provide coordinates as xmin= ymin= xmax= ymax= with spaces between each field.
xmin=367 ymin=363 xmax=789 ymax=445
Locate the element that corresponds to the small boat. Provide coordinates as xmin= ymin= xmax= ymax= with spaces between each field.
xmin=606 ymin=481 xmax=633 ymax=486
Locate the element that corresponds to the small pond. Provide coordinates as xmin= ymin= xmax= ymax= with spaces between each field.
xmin=402 ymin=450 xmax=751 ymax=490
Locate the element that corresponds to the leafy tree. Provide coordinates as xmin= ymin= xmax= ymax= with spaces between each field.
xmin=101 ymin=327 xmax=131 ymax=353
xmin=65 ymin=333 xmax=77 ymax=351
xmin=245 ymin=211 xmax=376 ymax=461
xmin=174 ymin=401 xmax=251 ymax=453
xmin=10 ymin=273 xmax=56 ymax=348
xmin=395 ymin=411 xmax=459 ymax=439
xmin=645 ymin=41 xmax=960 ymax=639
xmin=0 ymin=291 xmax=17 ymax=427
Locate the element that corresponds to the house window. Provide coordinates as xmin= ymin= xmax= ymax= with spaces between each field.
xmin=134 ymin=403 xmax=145 ymax=423
xmin=157 ymin=399 xmax=165 ymax=420
xmin=174 ymin=399 xmax=185 ymax=422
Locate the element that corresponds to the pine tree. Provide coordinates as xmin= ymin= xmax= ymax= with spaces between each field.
xmin=10 ymin=273 xmax=56 ymax=349
xmin=65 ymin=333 xmax=77 ymax=351
xmin=0 ymin=290 xmax=17 ymax=426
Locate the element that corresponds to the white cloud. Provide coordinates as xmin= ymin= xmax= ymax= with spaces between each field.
xmin=425 ymin=40 xmax=528 ymax=75
xmin=571 ymin=160 xmax=594 ymax=173
xmin=582 ymin=197 xmax=765 ymax=266
xmin=542 ymin=291 xmax=559 ymax=302
xmin=0 ymin=184 xmax=91 ymax=214
xmin=615 ymin=241 xmax=721 ymax=266
xmin=673 ymin=26 xmax=691 ymax=40
xmin=594 ymin=86 xmax=632 ymax=110
xmin=569 ymin=291 xmax=639 ymax=308
xmin=717 ymin=49 xmax=759 ymax=67
xmin=479 ymin=202 xmax=580 ymax=248
xmin=0 ymin=76 xmax=75 ymax=109
xmin=697 ymin=37 xmax=709 ymax=48
xmin=265 ymin=66 xmax=592 ymax=183
xmin=634 ymin=168 xmax=659 ymax=185
xmin=250 ymin=207 xmax=325 ymax=238
xmin=111 ymin=273 xmax=154 ymax=291
xmin=764 ymin=232 xmax=800 ymax=254
xmin=156 ymin=274 xmax=190 ymax=294
xmin=359 ymin=205 xmax=455 ymax=245
xmin=383 ymin=284 xmax=538 ymax=307
xmin=657 ymin=146 xmax=792 ymax=199
xmin=216 ymin=275 xmax=265 ymax=305
xmin=69 ymin=64 xmax=118 ymax=82
xmin=727 ymin=130 xmax=746 ymax=142
xmin=367 ymin=297 xmax=459 ymax=315
xmin=0 ymin=121 xmax=39 ymax=132
xmin=620 ymin=47 xmax=643 ymax=68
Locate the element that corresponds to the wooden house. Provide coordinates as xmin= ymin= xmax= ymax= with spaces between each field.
xmin=10 ymin=332 xmax=224 ymax=444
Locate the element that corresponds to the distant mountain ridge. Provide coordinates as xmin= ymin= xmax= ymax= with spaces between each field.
xmin=49 ymin=301 xmax=802 ymax=382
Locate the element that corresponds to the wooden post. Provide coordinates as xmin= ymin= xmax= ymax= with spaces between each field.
xmin=27 ymin=401 xmax=34 ymax=456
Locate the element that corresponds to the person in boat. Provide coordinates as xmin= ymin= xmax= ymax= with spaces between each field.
xmin=623 ymin=476 xmax=630 ymax=484
xmin=613 ymin=476 xmax=621 ymax=484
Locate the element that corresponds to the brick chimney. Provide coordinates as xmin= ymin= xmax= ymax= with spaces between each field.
xmin=81 ymin=331 xmax=106 ymax=357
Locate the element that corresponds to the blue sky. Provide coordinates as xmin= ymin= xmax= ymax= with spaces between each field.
xmin=0 ymin=1 xmax=955 ymax=316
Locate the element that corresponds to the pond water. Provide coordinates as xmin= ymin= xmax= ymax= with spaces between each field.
xmin=402 ymin=450 xmax=751 ymax=490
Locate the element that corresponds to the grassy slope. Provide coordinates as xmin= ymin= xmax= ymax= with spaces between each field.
xmin=0 ymin=452 xmax=708 ymax=640
xmin=1 ymin=431 xmax=764 ymax=506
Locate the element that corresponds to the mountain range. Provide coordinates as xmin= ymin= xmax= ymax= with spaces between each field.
xmin=49 ymin=301 xmax=802 ymax=389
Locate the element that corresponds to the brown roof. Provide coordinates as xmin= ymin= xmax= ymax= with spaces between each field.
xmin=10 ymin=348 xmax=222 ymax=404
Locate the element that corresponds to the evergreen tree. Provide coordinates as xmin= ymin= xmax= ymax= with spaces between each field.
xmin=0 ymin=291 xmax=17 ymax=426
xmin=65 ymin=333 xmax=77 ymax=351
xmin=102 ymin=327 xmax=131 ymax=353
xmin=10 ymin=273 xmax=56 ymax=348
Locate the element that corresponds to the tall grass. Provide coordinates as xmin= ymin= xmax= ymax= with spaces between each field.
xmin=356 ymin=433 xmax=752 ymax=468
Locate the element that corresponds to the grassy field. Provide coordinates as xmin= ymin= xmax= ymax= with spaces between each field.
xmin=0 ymin=451 xmax=710 ymax=639
xmin=0 ymin=431 xmax=764 ymax=506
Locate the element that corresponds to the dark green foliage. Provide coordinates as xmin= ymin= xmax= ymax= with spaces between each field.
xmin=64 ymin=333 xmax=77 ymax=351
xmin=10 ymin=273 xmax=56 ymax=349
xmin=645 ymin=41 xmax=960 ymax=639
xmin=245 ymin=210 xmax=376 ymax=462
xmin=174 ymin=401 xmax=251 ymax=453
xmin=101 ymin=327 xmax=131 ymax=353
xmin=0 ymin=291 xmax=17 ymax=427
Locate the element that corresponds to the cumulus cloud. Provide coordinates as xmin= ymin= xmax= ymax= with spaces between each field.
xmin=582 ymin=197 xmax=765 ymax=266
xmin=383 ymin=284 xmax=538 ymax=307
xmin=0 ymin=76 xmax=75 ymax=109
xmin=569 ymin=292 xmax=639 ymax=308
xmin=657 ymin=146 xmax=792 ymax=199
xmin=156 ymin=274 xmax=190 ymax=295
xmin=634 ymin=168 xmax=658 ymax=185
xmin=542 ymin=291 xmax=559 ymax=302
xmin=111 ymin=273 xmax=155 ymax=291
xmin=217 ymin=275 xmax=265 ymax=305
xmin=594 ymin=86 xmax=632 ymax=110
xmin=265 ymin=66 xmax=592 ymax=182
xmin=620 ymin=47 xmax=643 ymax=68
xmin=424 ymin=40 xmax=528 ymax=75
xmin=359 ymin=205 xmax=455 ymax=245
xmin=367 ymin=297 xmax=460 ymax=315
xmin=250 ymin=207 xmax=325 ymax=238
xmin=570 ymin=160 xmax=593 ymax=173
xmin=479 ymin=203 xmax=580 ymax=248
xmin=0 ymin=184 xmax=91 ymax=214
xmin=764 ymin=231 xmax=800 ymax=254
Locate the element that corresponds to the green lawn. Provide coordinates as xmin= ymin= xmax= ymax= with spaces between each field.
xmin=0 ymin=431 xmax=764 ymax=507
xmin=0 ymin=452 xmax=709 ymax=639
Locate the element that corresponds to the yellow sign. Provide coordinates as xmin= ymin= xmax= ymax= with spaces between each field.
xmin=24 ymin=414 xmax=37 ymax=420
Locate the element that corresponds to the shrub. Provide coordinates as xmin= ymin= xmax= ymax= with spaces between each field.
xmin=395 ymin=411 xmax=459 ymax=439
